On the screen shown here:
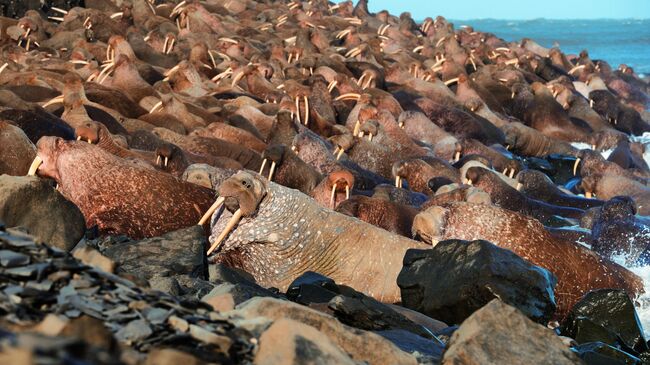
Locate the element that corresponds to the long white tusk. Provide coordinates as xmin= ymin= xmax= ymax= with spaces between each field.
xmin=27 ymin=156 xmax=43 ymax=176
xmin=345 ymin=185 xmax=350 ymax=200
xmin=51 ymin=6 xmax=68 ymax=14
xmin=259 ymin=158 xmax=267 ymax=174
xmin=444 ymin=77 xmax=459 ymax=86
xmin=43 ymin=95 xmax=64 ymax=108
xmin=164 ymin=156 xmax=168 ymax=167
xmin=76 ymin=136 xmax=82 ymax=141
xmin=573 ymin=158 xmax=581 ymax=176
xmin=294 ymin=97 xmax=301 ymax=124
xmin=568 ymin=65 xmax=585 ymax=74
xmin=268 ymin=161 xmax=276 ymax=181
xmin=336 ymin=148 xmax=345 ymax=160
xmin=149 ymin=101 xmax=163 ymax=114
xmin=327 ymin=80 xmax=338 ymax=93
xmin=508 ymin=169 xmax=515 ymax=179
xmin=330 ymin=183 xmax=337 ymax=208
xmin=334 ymin=93 xmax=361 ymax=101
xmin=198 ymin=196 xmax=224 ymax=226
xmin=207 ymin=208 xmax=242 ymax=255
xmin=454 ymin=151 xmax=461 ymax=162
xmin=0 ymin=62 xmax=8 ymax=76
xmin=303 ymin=96 xmax=309 ymax=126
xmin=395 ymin=175 xmax=401 ymax=188
xmin=156 ymin=155 xmax=161 ymax=166
xmin=353 ymin=120 xmax=361 ymax=136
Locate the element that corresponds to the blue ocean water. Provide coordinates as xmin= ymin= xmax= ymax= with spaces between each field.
xmin=451 ymin=19 xmax=650 ymax=76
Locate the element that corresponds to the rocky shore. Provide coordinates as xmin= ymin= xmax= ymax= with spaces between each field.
xmin=0 ymin=0 xmax=649 ymax=364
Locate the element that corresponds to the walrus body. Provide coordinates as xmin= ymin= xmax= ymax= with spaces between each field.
xmin=209 ymin=172 xmax=429 ymax=302
xmin=31 ymin=137 xmax=215 ymax=239
xmin=412 ymin=202 xmax=643 ymax=317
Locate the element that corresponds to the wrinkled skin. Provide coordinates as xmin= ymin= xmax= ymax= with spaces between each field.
xmin=335 ymin=195 xmax=419 ymax=237
xmin=412 ymin=202 xmax=643 ymax=318
xmin=517 ymin=169 xmax=603 ymax=210
xmin=209 ymin=171 xmax=429 ymax=302
xmin=581 ymin=174 xmax=650 ymax=215
xmin=32 ymin=137 xmax=215 ymax=239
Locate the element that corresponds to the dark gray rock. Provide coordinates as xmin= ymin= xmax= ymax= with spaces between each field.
xmin=398 ymin=239 xmax=557 ymax=325
xmin=100 ymin=226 xmax=207 ymax=297
xmin=441 ymin=299 xmax=582 ymax=364
xmin=573 ymin=342 xmax=641 ymax=365
xmin=0 ymin=175 xmax=85 ymax=251
xmin=560 ymin=289 xmax=648 ymax=353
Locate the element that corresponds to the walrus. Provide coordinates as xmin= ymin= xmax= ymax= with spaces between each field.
xmin=464 ymin=166 xmax=584 ymax=224
xmin=335 ymin=195 xmax=419 ymax=238
xmin=516 ymin=169 xmax=603 ymax=210
xmin=411 ymin=202 xmax=644 ymax=317
xmin=28 ymin=136 xmax=215 ymax=239
xmin=201 ymin=171 xmax=429 ymax=302
xmin=0 ymin=120 xmax=36 ymax=176
xmin=590 ymin=196 xmax=650 ymax=265
xmin=580 ymin=174 xmax=650 ymax=215
xmin=501 ymin=122 xmax=577 ymax=158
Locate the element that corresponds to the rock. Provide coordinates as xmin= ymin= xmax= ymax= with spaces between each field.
xmin=101 ymin=226 xmax=207 ymax=296
xmin=148 ymin=275 xmax=181 ymax=296
xmin=115 ymin=319 xmax=153 ymax=344
xmin=398 ymin=239 xmax=557 ymax=325
xmin=72 ymin=246 xmax=115 ymax=273
xmin=254 ymin=318 xmax=357 ymax=365
xmin=560 ymin=289 xmax=648 ymax=353
xmin=441 ymin=299 xmax=582 ymax=364
xmin=0 ymin=249 xmax=30 ymax=267
xmin=209 ymin=263 xmax=257 ymax=284
xmin=376 ymin=329 xmax=444 ymax=365
xmin=201 ymin=282 xmax=277 ymax=312
xmin=0 ymin=121 xmax=36 ymax=176
xmin=232 ymin=297 xmax=418 ymax=365
xmin=573 ymin=342 xmax=641 ymax=365
xmin=189 ymin=324 xmax=232 ymax=353
xmin=0 ymin=175 xmax=85 ymax=251
xmin=145 ymin=348 xmax=205 ymax=365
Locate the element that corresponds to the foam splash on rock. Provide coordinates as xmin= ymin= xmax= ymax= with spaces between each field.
xmin=613 ymin=251 xmax=650 ymax=338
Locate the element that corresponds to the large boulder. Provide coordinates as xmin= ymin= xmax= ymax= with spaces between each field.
xmin=100 ymin=226 xmax=210 ymax=298
xmin=441 ymin=299 xmax=583 ymax=364
xmin=231 ymin=297 xmax=418 ymax=365
xmin=573 ymin=342 xmax=641 ymax=365
xmin=560 ymin=289 xmax=648 ymax=354
xmin=0 ymin=121 xmax=36 ymax=176
xmin=397 ymin=239 xmax=557 ymax=325
xmin=0 ymin=175 xmax=85 ymax=251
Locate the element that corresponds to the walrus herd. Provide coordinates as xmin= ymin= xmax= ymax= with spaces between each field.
xmin=1 ymin=0 xmax=650 ymax=341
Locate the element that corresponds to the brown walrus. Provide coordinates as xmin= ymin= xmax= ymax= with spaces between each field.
xmin=201 ymin=171 xmax=429 ymax=302
xmin=28 ymin=136 xmax=214 ymax=239
xmin=412 ymin=202 xmax=643 ymax=317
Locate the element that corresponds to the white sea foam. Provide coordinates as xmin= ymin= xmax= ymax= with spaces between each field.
xmin=613 ymin=249 xmax=650 ymax=338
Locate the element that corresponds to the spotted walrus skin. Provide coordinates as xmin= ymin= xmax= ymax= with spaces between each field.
xmin=412 ymin=202 xmax=644 ymax=318
xmin=206 ymin=171 xmax=429 ymax=303
xmin=30 ymin=136 xmax=215 ymax=239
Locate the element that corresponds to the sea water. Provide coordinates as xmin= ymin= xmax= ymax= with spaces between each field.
xmin=451 ymin=19 xmax=650 ymax=77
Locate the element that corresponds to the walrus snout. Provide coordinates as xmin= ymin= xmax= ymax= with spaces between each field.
xmin=412 ymin=206 xmax=448 ymax=245
xmin=28 ymin=136 xmax=66 ymax=180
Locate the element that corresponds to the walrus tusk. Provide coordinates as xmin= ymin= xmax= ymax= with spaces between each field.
xmin=568 ymin=65 xmax=585 ymax=74
xmin=502 ymin=168 xmax=508 ymax=175
xmin=0 ymin=62 xmax=8 ymax=76
xmin=77 ymin=136 xmax=82 ymax=141
xmin=294 ymin=97 xmax=302 ymax=124
xmin=413 ymin=46 xmax=424 ymax=53
xmin=368 ymin=133 xmax=373 ymax=142
xmin=164 ymin=157 xmax=168 ymax=167
xmin=327 ymin=80 xmax=338 ymax=93
xmin=268 ymin=161 xmax=276 ymax=181
xmin=573 ymin=158 xmax=581 ymax=176
xmin=444 ymin=78 xmax=459 ymax=86
xmin=511 ymin=91 xmax=515 ymax=99
xmin=336 ymin=149 xmax=345 ymax=160
xmin=585 ymin=192 xmax=593 ymax=199
xmin=156 ymin=155 xmax=161 ymax=166
xmin=259 ymin=158 xmax=267 ymax=174
xmin=208 ymin=212 xmax=243 ymax=249
xmin=395 ymin=176 xmax=402 ymax=188
xmin=198 ymin=196 xmax=224 ymax=226
xmin=291 ymin=145 xmax=297 ymax=152
xmin=334 ymin=93 xmax=361 ymax=101
xmin=163 ymin=36 xmax=169 ymax=54
xmin=358 ymin=132 xmax=365 ymax=138
xmin=508 ymin=169 xmax=515 ymax=179
xmin=454 ymin=151 xmax=461 ymax=162
xmin=363 ymin=75 xmax=374 ymax=89
xmin=231 ymin=70 xmax=245 ymax=87
xmin=516 ymin=182 xmax=523 ymax=191
xmin=149 ymin=101 xmax=163 ymax=114
xmin=303 ymin=96 xmax=309 ymax=126
xmin=330 ymin=183 xmax=337 ymax=208
xmin=166 ymin=38 xmax=175 ymax=54
xmin=27 ymin=156 xmax=43 ymax=176
xmin=345 ymin=185 xmax=350 ymax=200
xmin=469 ymin=56 xmax=477 ymax=71
xmin=589 ymin=99 xmax=594 ymax=108
xmin=51 ymin=6 xmax=68 ymax=14
xmin=353 ymin=120 xmax=361 ymax=135
xmin=110 ymin=12 xmax=123 ymax=19
xmin=43 ymin=95 xmax=64 ymax=108
xmin=466 ymin=179 xmax=473 ymax=185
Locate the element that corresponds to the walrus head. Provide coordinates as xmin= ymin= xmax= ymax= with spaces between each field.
xmin=74 ymin=121 xmax=100 ymax=144
xmin=27 ymin=136 xmax=78 ymax=181
xmin=412 ymin=205 xmax=449 ymax=244
xmin=579 ymin=174 xmax=600 ymax=199
xmin=199 ymin=171 xmax=268 ymax=254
